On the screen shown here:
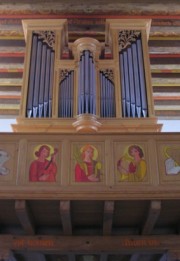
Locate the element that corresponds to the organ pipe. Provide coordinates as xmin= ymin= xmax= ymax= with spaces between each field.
xmin=26 ymin=34 xmax=38 ymax=118
xmin=59 ymin=70 xmax=74 ymax=118
xmin=38 ymin=44 xmax=47 ymax=118
xmin=100 ymin=70 xmax=115 ymax=118
xmin=78 ymin=50 xmax=96 ymax=115
xmin=26 ymin=32 xmax=55 ymax=118
xmin=119 ymin=31 xmax=148 ymax=118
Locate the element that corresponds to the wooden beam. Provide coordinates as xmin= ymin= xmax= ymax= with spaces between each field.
xmin=59 ymin=200 xmax=72 ymax=235
xmin=150 ymin=54 xmax=180 ymax=58
xmin=1 ymin=235 xmax=180 ymax=253
xmin=15 ymin=200 xmax=35 ymax=235
xmin=142 ymin=200 xmax=161 ymax=235
xmin=103 ymin=201 xmax=114 ymax=235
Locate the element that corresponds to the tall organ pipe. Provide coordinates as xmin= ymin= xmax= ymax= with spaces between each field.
xmin=119 ymin=33 xmax=148 ymax=118
xmin=26 ymin=33 xmax=55 ymax=118
xmin=58 ymin=71 xmax=74 ymax=118
xmin=48 ymin=50 xmax=55 ymax=117
xmin=100 ymin=71 xmax=115 ymax=118
xmin=44 ymin=48 xmax=51 ymax=117
xmin=33 ymin=39 xmax=42 ymax=118
xmin=26 ymin=34 xmax=38 ymax=118
xmin=137 ymin=38 xmax=148 ymax=117
xmin=127 ymin=47 xmax=136 ymax=117
xmin=123 ymin=50 xmax=131 ymax=117
xmin=132 ymin=42 xmax=142 ymax=117
xmin=119 ymin=53 xmax=126 ymax=117
xmin=78 ymin=50 xmax=96 ymax=115
xmin=38 ymin=44 xmax=47 ymax=118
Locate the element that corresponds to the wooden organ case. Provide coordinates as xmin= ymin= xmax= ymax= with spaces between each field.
xmin=12 ymin=19 xmax=162 ymax=133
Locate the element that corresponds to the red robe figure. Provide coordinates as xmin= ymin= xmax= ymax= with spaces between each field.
xmin=29 ymin=145 xmax=57 ymax=182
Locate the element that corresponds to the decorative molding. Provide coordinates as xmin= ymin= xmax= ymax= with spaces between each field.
xmin=100 ymin=69 xmax=114 ymax=83
xmin=34 ymin=30 xmax=55 ymax=49
xmin=118 ymin=30 xmax=140 ymax=51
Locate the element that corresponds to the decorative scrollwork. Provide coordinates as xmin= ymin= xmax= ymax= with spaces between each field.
xmin=118 ymin=30 xmax=140 ymax=51
xmin=35 ymin=30 xmax=55 ymax=50
xmin=101 ymin=69 xmax=114 ymax=83
xmin=60 ymin=69 xmax=72 ymax=82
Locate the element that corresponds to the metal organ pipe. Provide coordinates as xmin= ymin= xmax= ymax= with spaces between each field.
xmin=44 ymin=48 xmax=51 ymax=117
xmin=127 ymin=47 xmax=136 ymax=117
xmin=137 ymin=38 xmax=148 ymax=117
xmin=58 ymin=71 xmax=74 ymax=118
xmin=33 ymin=39 xmax=42 ymax=118
xmin=38 ymin=44 xmax=47 ymax=118
xmin=100 ymin=71 xmax=115 ymax=118
xmin=132 ymin=42 xmax=142 ymax=117
xmin=119 ymin=53 xmax=126 ymax=117
xmin=26 ymin=34 xmax=38 ymax=118
xmin=119 ymin=32 xmax=148 ymax=118
xmin=49 ymin=50 xmax=55 ymax=117
xmin=26 ymin=32 xmax=55 ymax=118
xmin=123 ymin=50 xmax=131 ymax=117
xmin=78 ymin=50 xmax=96 ymax=115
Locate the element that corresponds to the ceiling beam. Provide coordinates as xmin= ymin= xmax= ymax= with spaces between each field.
xmin=103 ymin=200 xmax=114 ymax=235
xmin=2 ymin=235 xmax=180 ymax=252
xmin=15 ymin=200 xmax=35 ymax=235
xmin=59 ymin=200 xmax=72 ymax=235
xmin=141 ymin=200 xmax=161 ymax=235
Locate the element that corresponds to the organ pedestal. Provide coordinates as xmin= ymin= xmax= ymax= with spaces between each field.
xmin=12 ymin=19 xmax=162 ymax=133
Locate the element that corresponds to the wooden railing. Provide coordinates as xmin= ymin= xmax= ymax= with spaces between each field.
xmin=0 ymin=132 xmax=179 ymax=199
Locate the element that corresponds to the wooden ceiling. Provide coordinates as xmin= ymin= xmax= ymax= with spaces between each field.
xmin=1 ymin=199 xmax=180 ymax=260
xmin=0 ymin=0 xmax=179 ymax=120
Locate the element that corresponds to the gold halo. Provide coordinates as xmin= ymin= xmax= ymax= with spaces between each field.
xmin=80 ymin=144 xmax=98 ymax=160
xmin=33 ymin=144 xmax=54 ymax=160
xmin=164 ymin=146 xmax=180 ymax=158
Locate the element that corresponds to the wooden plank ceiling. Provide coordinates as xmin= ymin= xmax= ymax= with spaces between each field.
xmin=0 ymin=0 xmax=179 ymax=119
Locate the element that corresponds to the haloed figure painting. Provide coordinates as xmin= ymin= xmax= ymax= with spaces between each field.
xmin=29 ymin=144 xmax=58 ymax=182
xmin=117 ymin=144 xmax=147 ymax=182
xmin=74 ymin=144 xmax=102 ymax=183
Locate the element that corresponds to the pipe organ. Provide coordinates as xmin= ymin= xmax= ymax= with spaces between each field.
xmin=12 ymin=19 xmax=162 ymax=133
